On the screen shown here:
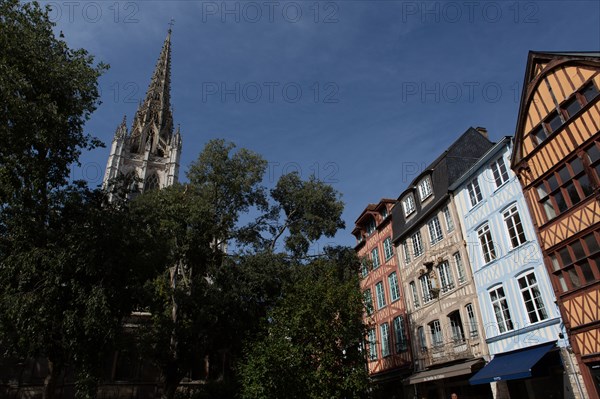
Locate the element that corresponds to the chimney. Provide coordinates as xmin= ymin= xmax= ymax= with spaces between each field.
xmin=475 ymin=126 xmax=489 ymax=140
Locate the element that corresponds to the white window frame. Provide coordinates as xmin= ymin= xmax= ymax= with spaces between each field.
xmin=375 ymin=281 xmax=386 ymax=309
xmin=466 ymin=303 xmax=479 ymax=338
xmin=489 ymin=285 xmax=514 ymax=334
xmin=393 ymin=316 xmax=408 ymax=353
xmin=412 ymin=231 xmax=424 ymax=258
xmin=402 ymin=240 xmax=411 ymax=264
xmin=468 ymin=177 xmax=483 ymax=207
xmin=428 ymin=215 xmax=444 ymax=245
xmin=443 ymin=206 xmax=454 ymax=232
xmin=367 ymin=328 xmax=377 ymax=360
xmin=383 ymin=237 xmax=394 ymax=260
xmin=420 ymin=273 xmax=433 ymax=303
xmin=438 ymin=261 xmax=454 ymax=293
xmin=429 ymin=319 xmax=443 ymax=347
xmin=388 ymin=272 xmax=400 ymax=302
xmin=371 ymin=247 xmax=380 ymax=268
xmin=410 ymin=281 xmax=420 ymax=308
xmin=418 ymin=176 xmax=433 ymax=201
xmin=503 ymin=205 xmax=527 ymax=248
xmin=491 ymin=156 xmax=509 ymax=188
xmin=517 ymin=271 xmax=548 ymax=323
xmin=477 ymin=224 xmax=497 ymax=264
xmin=402 ymin=194 xmax=416 ymax=216
xmin=454 ymin=251 xmax=466 ymax=284
xmin=380 ymin=323 xmax=390 ymax=357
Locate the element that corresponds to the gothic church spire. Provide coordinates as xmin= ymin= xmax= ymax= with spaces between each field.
xmin=129 ymin=29 xmax=174 ymax=157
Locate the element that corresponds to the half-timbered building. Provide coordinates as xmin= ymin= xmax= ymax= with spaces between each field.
xmin=391 ymin=127 xmax=494 ymax=399
xmin=450 ymin=136 xmax=578 ymax=398
xmin=353 ymin=199 xmax=412 ymax=397
xmin=511 ymin=51 xmax=600 ymax=399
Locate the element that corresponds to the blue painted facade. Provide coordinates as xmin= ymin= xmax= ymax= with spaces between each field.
xmin=450 ymin=137 xmax=565 ymax=356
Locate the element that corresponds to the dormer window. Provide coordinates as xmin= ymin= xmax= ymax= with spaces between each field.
xmin=380 ymin=207 xmax=388 ymax=219
xmin=366 ymin=218 xmax=376 ymax=235
xmin=402 ymin=194 xmax=416 ymax=217
xmin=418 ymin=177 xmax=433 ymax=201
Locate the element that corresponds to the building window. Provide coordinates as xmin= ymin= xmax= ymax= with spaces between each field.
xmin=467 ymin=177 xmax=483 ymax=207
xmin=418 ymin=326 xmax=427 ymax=351
xmin=418 ymin=176 xmax=433 ymax=201
xmin=466 ymin=303 xmax=479 ymax=338
xmin=383 ymin=237 xmax=394 ymax=260
xmin=410 ymin=281 xmax=420 ymax=308
xmin=535 ymin=155 xmax=595 ymax=221
xmin=582 ymin=82 xmax=600 ymax=103
xmin=380 ymin=323 xmax=390 ymax=357
xmin=531 ymin=125 xmax=549 ymax=146
xmin=548 ymin=230 xmax=600 ymax=293
xmin=360 ymin=258 xmax=368 ymax=278
xmin=503 ymin=205 xmax=527 ymax=248
xmin=428 ymin=216 xmax=444 ymax=245
xmin=393 ymin=316 xmax=408 ymax=353
xmin=489 ymin=286 xmax=514 ymax=334
xmin=429 ymin=320 xmax=443 ymax=347
xmin=375 ymin=281 xmax=386 ymax=309
xmin=544 ymin=111 xmax=564 ymax=134
xmin=402 ymin=194 xmax=416 ymax=217
xmin=477 ymin=224 xmax=497 ymax=264
xmin=366 ymin=218 xmax=376 ymax=235
xmin=454 ymin=252 xmax=466 ymax=284
xmin=448 ymin=311 xmax=465 ymax=343
xmin=371 ymin=247 xmax=380 ymax=269
xmin=585 ymin=141 xmax=600 ymax=183
xmin=518 ymin=271 xmax=548 ymax=323
xmin=402 ymin=240 xmax=411 ymax=264
xmin=367 ymin=328 xmax=377 ymax=360
xmin=438 ymin=261 xmax=454 ymax=293
xmin=144 ymin=173 xmax=160 ymax=191
xmin=412 ymin=231 xmax=424 ymax=258
xmin=491 ymin=157 xmax=509 ymax=188
xmin=443 ymin=206 xmax=454 ymax=232
xmin=388 ymin=272 xmax=400 ymax=302
xmin=380 ymin=207 xmax=388 ymax=219
xmin=363 ymin=289 xmax=373 ymax=315
xmin=419 ymin=273 xmax=433 ymax=303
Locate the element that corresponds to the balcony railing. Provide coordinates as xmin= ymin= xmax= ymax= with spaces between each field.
xmin=415 ymin=337 xmax=479 ymax=370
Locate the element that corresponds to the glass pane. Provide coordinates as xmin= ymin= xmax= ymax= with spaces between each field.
xmin=578 ymin=175 xmax=594 ymax=198
xmin=568 ymin=268 xmax=581 ymax=288
xmin=537 ymin=183 xmax=549 ymax=199
xmin=583 ymin=83 xmax=600 ymax=103
xmin=554 ymin=191 xmax=568 ymax=213
xmin=558 ymin=166 xmax=571 ymax=184
xmin=586 ymin=144 xmax=600 ymax=164
xmin=560 ymin=247 xmax=572 ymax=266
xmin=547 ymin=113 xmax=563 ymax=132
xmin=584 ymin=233 xmax=600 ymax=254
xmin=570 ymin=157 xmax=584 ymax=175
xmin=558 ymin=274 xmax=568 ymax=292
xmin=542 ymin=199 xmax=557 ymax=220
xmin=565 ymin=97 xmax=582 ymax=117
xmin=580 ymin=261 xmax=596 ymax=283
xmin=565 ymin=182 xmax=581 ymax=206
xmin=533 ymin=126 xmax=546 ymax=145
xmin=572 ymin=241 xmax=586 ymax=261
xmin=550 ymin=255 xmax=561 ymax=271
xmin=548 ymin=175 xmax=559 ymax=191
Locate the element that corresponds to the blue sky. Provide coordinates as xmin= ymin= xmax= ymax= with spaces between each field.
xmin=47 ymin=0 xmax=600 ymax=249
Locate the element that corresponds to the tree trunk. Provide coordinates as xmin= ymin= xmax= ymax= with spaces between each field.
xmin=42 ymin=358 xmax=61 ymax=399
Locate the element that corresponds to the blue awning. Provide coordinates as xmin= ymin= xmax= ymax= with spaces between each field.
xmin=469 ymin=342 xmax=556 ymax=385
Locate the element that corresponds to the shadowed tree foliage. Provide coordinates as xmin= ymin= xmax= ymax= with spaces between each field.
xmin=0 ymin=1 xmax=112 ymax=398
xmin=238 ymin=246 xmax=369 ymax=399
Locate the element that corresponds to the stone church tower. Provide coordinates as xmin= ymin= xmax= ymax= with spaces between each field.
xmin=103 ymin=29 xmax=182 ymax=196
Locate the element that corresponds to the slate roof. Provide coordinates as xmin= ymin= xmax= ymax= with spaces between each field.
xmin=391 ymin=127 xmax=494 ymax=243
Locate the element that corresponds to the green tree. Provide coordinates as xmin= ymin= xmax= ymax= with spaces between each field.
xmin=238 ymin=247 xmax=369 ymax=399
xmin=0 ymin=1 xmax=114 ymax=398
